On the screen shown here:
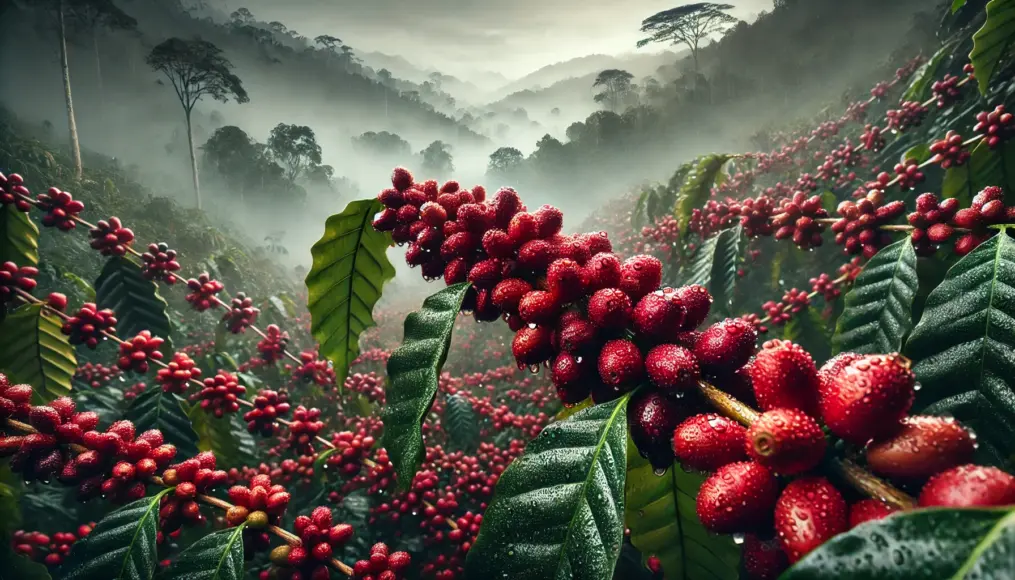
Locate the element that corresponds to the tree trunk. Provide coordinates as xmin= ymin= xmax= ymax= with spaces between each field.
xmin=58 ymin=0 xmax=83 ymax=180
xmin=185 ymin=110 xmax=201 ymax=208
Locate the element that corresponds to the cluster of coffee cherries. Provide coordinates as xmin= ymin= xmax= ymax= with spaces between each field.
xmin=88 ymin=217 xmax=135 ymax=256
xmin=61 ymin=302 xmax=117 ymax=348
xmin=12 ymin=524 xmax=93 ymax=567
xmin=244 ymin=389 xmax=291 ymax=436
xmin=952 ymin=186 xmax=1015 ymax=254
xmin=351 ymin=542 xmax=411 ymax=580
xmin=159 ymin=451 xmax=230 ymax=535
xmin=0 ymin=171 xmax=32 ymax=211
xmin=140 ymin=243 xmax=182 ymax=284
xmin=267 ymin=506 xmax=358 ymax=580
xmin=223 ymin=292 xmax=260 ymax=333
xmin=117 ymin=330 xmax=165 ymax=374
xmin=0 ymin=260 xmax=38 ymax=304
xmin=973 ymin=105 xmax=1013 ymax=149
xmin=155 ymin=352 xmax=201 ymax=394
xmin=761 ymin=288 xmax=809 ymax=326
xmin=656 ymin=339 xmax=1015 ymax=577
xmin=257 ymin=324 xmax=290 ymax=364
xmin=286 ymin=406 xmax=324 ymax=454
xmin=185 ymin=273 xmax=225 ymax=311
xmin=831 ymin=189 xmax=906 ymax=258
xmin=194 ymin=371 xmax=246 ymax=417
xmin=36 ymin=187 xmax=85 ymax=231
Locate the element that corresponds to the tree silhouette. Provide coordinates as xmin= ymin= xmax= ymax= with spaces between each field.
xmin=592 ymin=69 xmax=635 ymax=112
xmin=352 ymin=131 xmax=411 ymax=159
xmin=147 ymin=38 xmax=248 ymax=208
xmin=266 ymin=123 xmax=323 ymax=184
xmin=419 ymin=141 xmax=454 ymax=178
xmin=487 ymin=147 xmax=524 ymax=177
xmin=67 ymin=0 xmax=136 ymax=114
xmin=637 ymin=3 xmax=738 ymax=73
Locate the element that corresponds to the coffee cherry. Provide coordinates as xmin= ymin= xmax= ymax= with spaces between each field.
xmin=865 ymin=416 xmax=975 ymax=481
xmin=774 ymin=477 xmax=848 ymax=563
xmin=918 ymin=465 xmax=1015 ymax=508
xmin=672 ymin=414 xmax=747 ymax=472
xmin=746 ymin=408 xmax=826 ymax=475
xmin=818 ymin=354 xmax=915 ymax=445
xmin=644 ymin=344 xmax=699 ymax=392
xmin=694 ymin=318 xmax=757 ymax=372
xmin=697 ymin=462 xmax=779 ymax=533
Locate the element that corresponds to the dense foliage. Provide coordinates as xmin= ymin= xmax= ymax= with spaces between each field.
xmin=3 ymin=1 xmax=1015 ymax=580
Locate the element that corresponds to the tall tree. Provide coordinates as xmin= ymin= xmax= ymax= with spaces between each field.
xmin=68 ymin=0 xmax=136 ymax=108
xmin=487 ymin=147 xmax=524 ymax=177
xmin=636 ymin=3 xmax=738 ymax=73
xmin=266 ymin=123 xmax=322 ymax=184
xmin=592 ymin=69 xmax=635 ymax=112
xmin=419 ymin=141 xmax=454 ymax=178
xmin=147 ymin=38 xmax=248 ymax=208
xmin=56 ymin=0 xmax=82 ymax=179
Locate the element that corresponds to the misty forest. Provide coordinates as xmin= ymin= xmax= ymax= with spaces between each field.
xmin=2 ymin=0 xmax=1015 ymax=578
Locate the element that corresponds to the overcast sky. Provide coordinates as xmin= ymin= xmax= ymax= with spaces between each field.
xmin=221 ymin=0 xmax=774 ymax=79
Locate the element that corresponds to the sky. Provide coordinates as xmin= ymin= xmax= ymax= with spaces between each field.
xmin=220 ymin=0 xmax=774 ymax=80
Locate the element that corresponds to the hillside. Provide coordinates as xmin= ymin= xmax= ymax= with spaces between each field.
xmin=497 ymin=51 xmax=681 ymax=96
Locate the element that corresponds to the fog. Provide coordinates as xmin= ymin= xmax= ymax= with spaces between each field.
xmin=0 ymin=0 xmax=936 ymax=276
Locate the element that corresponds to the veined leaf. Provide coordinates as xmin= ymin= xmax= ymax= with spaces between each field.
xmin=62 ymin=488 xmax=173 ymax=580
xmin=905 ymin=232 xmax=1015 ymax=460
xmin=784 ymin=307 xmax=834 ymax=363
xmin=902 ymin=144 xmax=932 ymax=165
xmin=62 ymin=271 xmax=96 ymax=302
xmin=306 ymin=199 xmax=396 ymax=392
xmin=465 ymin=396 xmax=630 ymax=580
xmin=95 ymin=256 xmax=173 ymax=349
xmin=382 ymin=283 xmax=470 ymax=488
xmin=970 ymin=0 xmax=1015 ymax=95
xmin=162 ymin=523 xmax=246 ymax=580
xmin=189 ymin=408 xmax=258 ymax=470
xmin=675 ymin=155 xmax=733 ymax=241
xmin=126 ymin=387 xmax=199 ymax=459
xmin=784 ymin=507 xmax=1015 ymax=578
xmin=556 ymin=397 xmax=593 ymax=421
xmin=0 ymin=304 xmax=76 ymax=403
xmin=626 ymin=454 xmax=739 ymax=580
xmin=685 ymin=226 xmax=743 ymax=317
xmin=0 ymin=204 xmax=39 ymax=266
xmin=833 ymin=237 xmax=919 ymax=354
xmin=941 ymin=141 xmax=1003 ymax=207
xmin=444 ymin=393 xmax=479 ymax=452
xmin=901 ymin=40 xmax=959 ymax=102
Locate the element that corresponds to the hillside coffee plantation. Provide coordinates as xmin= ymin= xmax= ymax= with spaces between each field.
xmin=2 ymin=0 xmax=1015 ymax=579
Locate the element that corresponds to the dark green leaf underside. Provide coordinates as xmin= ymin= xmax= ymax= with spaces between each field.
xmin=675 ymin=155 xmax=732 ymax=240
xmin=444 ymin=393 xmax=479 ymax=452
xmin=970 ymin=0 xmax=1015 ymax=95
xmin=306 ymin=198 xmax=396 ymax=391
xmin=684 ymin=226 xmax=742 ymax=316
xmin=905 ymin=232 xmax=1015 ymax=460
xmin=63 ymin=488 xmax=173 ymax=580
xmin=784 ymin=507 xmax=1015 ymax=579
xmin=465 ymin=397 xmax=630 ymax=580
xmin=382 ymin=283 xmax=470 ymax=489
xmin=95 ymin=256 xmax=174 ymax=350
xmin=833 ymin=237 xmax=919 ymax=354
xmin=126 ymin=387 xmax=199 ymax=459
xmin=626 ymin=452 xmax=739 ymax=580
xmin=0 ymin=304 xmax=76 ymax=403
xmin=0 ymin=205 xmax=39 ymax=266
xmin=162 ymin=524 xmax=246 ymax=580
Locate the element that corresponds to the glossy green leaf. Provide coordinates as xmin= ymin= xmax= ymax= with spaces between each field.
xmin=0 ymin=304 xmax=76 ymax=403
xmin=685 ymin=226 xmax=742 ymax=317
xmin=444 ymin=393 xmax=479 ymax=452
xmin=833 ymin=237 xmax=919 ymax=354
xmin=784 ymin=507 xmax=1015 ymax=579
xmin=902 ymin=144 xmax=931 ymax=164
xmin=905 ymin=232 xmax=1015 ymax=461
xmin=675 ymin=155 xmax=733 ymax=241
xmin=970 ymin=0 xmax=1015 ymax=95
xmin=63 ymin=271 xmax=96 ymax=302
xmin=901 ymin=41 xmax=959 ymax=102
xmin=126 ymin=387 xmax=199 ymax=459
xmin=953 ymin=0 xmax=968 ymax=12
xmin=0 ymin=204 xmax=39 ymax=266
xmin=95 ymin=256 xmax=173 ymax=349
xmin=162 ymin=523 xmax=246 ymax=580
xmin=465 ymin=396 xmax=630 ymax=580
xmin=62 ymin=488 xmax=174 ymax=580
xmin=941 ymin=141 xmax=1003 ymax=207
xmin=382 ymin=283 xmax=470 ymax=489
xmin=306 ymin=198 xmax=396 ymax=392
xmin=626 ymin=453 xmax=739 ymax=580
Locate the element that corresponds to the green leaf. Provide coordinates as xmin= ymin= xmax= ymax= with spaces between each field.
xmin=626 ymin=454 xmax=740 ymax=580
xmin=63 ymin=271 xmax=96 ymax=302
xmin=465 ymin=397 xmax=630 ymax=580
xmin=0 ymin=304 xmax=76 ymax=403
xmin=902 ymin=144 xmax=932 ymax=165
xmin=632 ymin=189 xmax=651 ymax=230
xmin=970 ymin=0 xmax=1015 ymax=95
xmin=162 ymin=524 xmax=246 ymax=580
xmin=783 ymin=507 xmax=1015 ymax=579
xmin=444 ymin=393 xmax=479 ymax=452
xmin=313 ymin=448 xmax=338 ymax=484
xmin=382 ymin=283 xmax=470 ymax=489
xmin=901 ymin=41 xmax=959 ymax=102
xmin=953 ymin=0 xmax=968 ymax=12
xmin=63 ymin=488 xmax=174 ymax=580
xmin=126 ymin=387 xmax=199 ymax=459
xmin=784 ymin=307 xmax=834 ymax=364
xmin=675 ymin=155 xmax=733 ymax=241
xmin=0 ymin=205 xmax=39 ymax=266
xmin=833 ymin=237 xmax=919 ymax=354
xmin=904 ymin=232 xmax=1015 ymax=461
xmin=684 ymin=226 xmax=742 ymax=317
xmin=306 ymin=199 xmax=396 ymax=393
xmin=942 ymin=141 xmax=1003 ymax=208
xmin=189 ymin=408 xmax=258 ymax=470
xmin=95 ymin=256 xmax=173 ymax=349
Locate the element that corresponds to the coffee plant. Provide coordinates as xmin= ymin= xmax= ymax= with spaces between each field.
xmin=2 ymin=1 xmax=1015 ymax=579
